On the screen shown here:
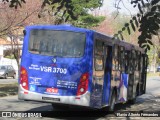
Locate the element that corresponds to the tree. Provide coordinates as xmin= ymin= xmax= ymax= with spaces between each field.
xmin=2 ymin=0 xmax=160 ymax=53
xmin=112 ymin=0 xmax=160 ymax=53
xmin=39 ymin=0 xmax=105 ymax=28
xmin=0 ymin=0 xmax=54 ymax=69
xmin=2 ymin=0 xmax=105 ymax=28
xmin=92 ymin=10 xmax=141 ymax=46
xmin=0 ymin=0 xmax=105 ymax=73
xmin=0 ymin=0 xmax=42 ymax=37
xmin=3 ymin=0 xmax=159 ymax=49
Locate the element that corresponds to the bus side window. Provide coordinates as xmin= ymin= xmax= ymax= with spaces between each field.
xmin=94 ymin=40 xmax=104 ymax=71
xmin=120 ymin=46 xmax=125 ymax=72
xmin=95 ymin=41 xmax=103 ymax=55
xmin=133 ymin=50 xmax=138 ymax=71
xmin=112 ymin=45 xmax=119 ymax=71
xmin=128 ymin=51 xmax=133 ymax=73
xmin=125 ymin=50 xmax=129 ymax=73
xmin=95 ymin=55 xmax=104 ymax=71
xmin=137 ymin=51 xmax=141 ymax=71
xmin=130 ymin=50 xmax=136 ymax=72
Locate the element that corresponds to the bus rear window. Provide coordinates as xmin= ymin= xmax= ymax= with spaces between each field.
xmin=28 ymin=30 xmax=86 ymax=57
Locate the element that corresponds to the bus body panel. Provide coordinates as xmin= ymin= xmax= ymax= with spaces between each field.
xmin=90 ymin=33 xmax=113 ymax=108
xmin=18 ymin=25 xmax=147 ymax=109
xmin=118 ymin=73 xmax=129 ymax=102
xmin=18 ymin=86 xmax=91 ymax=106
xmin=18 ymin=25 xmax=94 ymax=107
xmin=101 ymin=46 xmax=112 ymax=107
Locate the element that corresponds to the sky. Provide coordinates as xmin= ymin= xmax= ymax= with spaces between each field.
xmin=100 ymin=0 xmax=139 ymax=15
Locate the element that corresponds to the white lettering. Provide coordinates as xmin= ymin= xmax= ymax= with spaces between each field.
xmin=63 ymin=69 xmax=67 ymax=74
xmin=40 ymin=66 xmax=44 ymax=71
xmin=48 ymin=67 xmax=52 ymax=72
xmin=57 ymin=68 xmax=60 ymax=73
xmin=53 ymin=67 xmax=56 ymax=73
xmin=39 ymin=66 xmax=67 ymax=74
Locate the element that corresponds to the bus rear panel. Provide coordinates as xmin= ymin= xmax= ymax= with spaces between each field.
xmin=18 ymin=25 xmax=147 ymax=110
xmin=18 ymin=25 xmax=94 ymax=107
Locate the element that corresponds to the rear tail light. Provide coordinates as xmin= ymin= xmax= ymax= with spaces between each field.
xmin=76 ymin=73 xmax=89 ymax=96
xmin=20 ymin=66 xmax=29 ymax=92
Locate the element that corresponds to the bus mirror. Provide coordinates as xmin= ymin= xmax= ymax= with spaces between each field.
xmin=23 ymin=30 xmax=26 ymax=36
xmin=95 ymin=55 xmax=104 ymax=71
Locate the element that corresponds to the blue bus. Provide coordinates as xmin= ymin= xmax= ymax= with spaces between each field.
xmin=18 ymin=25 xmax=148 ymax=111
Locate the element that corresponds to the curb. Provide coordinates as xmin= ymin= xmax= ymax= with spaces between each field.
xmin=0 ymin=92 xmax=17 ymax=97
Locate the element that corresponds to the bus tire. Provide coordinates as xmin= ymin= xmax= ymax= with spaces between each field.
xmin=109 ymin=91 xmax=116 ymax=111
xmin=128 ymin=98 xmax=136 ymax=104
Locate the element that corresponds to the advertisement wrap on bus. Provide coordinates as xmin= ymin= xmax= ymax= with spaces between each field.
xmin=18 ymin=25 xmax=148 ymax=111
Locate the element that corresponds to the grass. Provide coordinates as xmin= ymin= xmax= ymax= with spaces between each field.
xmin=147 ymin=72 xmax=160 ymax=78
xmin=0 ymin=83 xmax=18 ymax=97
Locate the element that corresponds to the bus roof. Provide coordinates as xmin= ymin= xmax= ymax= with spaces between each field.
xmin=94 ymin=31 xmax=145 ymax=53
xmin=25 ymin=24 xmax=92 ymax=33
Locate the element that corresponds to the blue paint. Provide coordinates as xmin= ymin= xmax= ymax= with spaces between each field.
xmin=118 ymin=73 xmax=129 ymax=102
xmin=20 ymin=25 xmax=94 ymax=96
xmin=102 ymin=46 xmax=112 ymax=105
xmin=90 ymin=76 xmax=103 ymax=108
xmin=122 ymin=73 xmax=128 ymax=88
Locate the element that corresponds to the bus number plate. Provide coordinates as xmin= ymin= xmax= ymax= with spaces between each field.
xmin=46 ymin=88 xmax=58 ymax=93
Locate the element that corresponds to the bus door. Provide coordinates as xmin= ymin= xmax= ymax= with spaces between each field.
xmin=136 ymin=51 xmax=143 ymax=96
xmin=127 ymin=50 xmax=139 ymax=101
xmin=102 ymin=44 xmax=112 ymax=106
xmin=110 ymin=45 xmax=121 ymax=104
xmin=91 ymin=41 xmax=105 ymax=108
xmin=118 ymin=46 xmax=128 ymax=103
xmin=133 ymin=51 xmax=141 ymax=96
xmin=109 ymin=45 xmax=128 ymax=104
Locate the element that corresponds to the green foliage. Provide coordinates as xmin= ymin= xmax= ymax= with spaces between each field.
xmin=3 ymin=0 xmax=105 ymax=28
xmin=41 ymin=0 xmax=103 ymax=21
xmin=71 ymin=15 xmax=105 ymax=28
xmin=147 ymin=46 xmax=160 ymax=69
xmin=4 ymin=0 xmax=159 ymax=52
xmin=113 ymin=0 xmax=160 ymax=53
xmin=41 ymin=0 xmax=105 ymax=28
xmin=4 ymin=55 xmax=15 ymax=59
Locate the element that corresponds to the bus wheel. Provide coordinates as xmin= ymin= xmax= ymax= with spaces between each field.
xmin=128 ymin=98 xmax=136 ymax=104
xmin=109 ymin=91 xmax=116 ymax=111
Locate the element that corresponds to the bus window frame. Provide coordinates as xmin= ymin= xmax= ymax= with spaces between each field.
xmin=137 ymin=51 xmax=141 ymax=71
xmin=94 ymin=55 xmax=104 ymax=71
xmin=130 ymin=50 xmax=134 ymax=72
xmin=124 ymin=50 xmax=129 ymax=73
xmin=119 ymin=46 xmax=125 ymax=72
xmin=112 ymin=44 xmax=119 ymax=71
xmin=94 ymin=40 xmax=104 ymax=71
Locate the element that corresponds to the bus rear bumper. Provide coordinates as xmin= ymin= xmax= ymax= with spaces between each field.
xmin=18 ymin=85 xmax=90 ymax=107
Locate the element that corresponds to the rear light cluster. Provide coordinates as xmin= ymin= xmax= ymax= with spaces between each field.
xmin=76 ymin=73 xmax=89 ymax=96
xmin=20 ymin=66 xmax=29 ymax=92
